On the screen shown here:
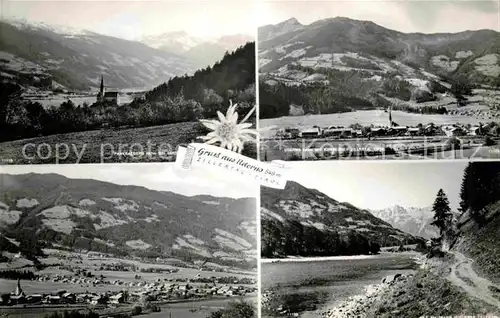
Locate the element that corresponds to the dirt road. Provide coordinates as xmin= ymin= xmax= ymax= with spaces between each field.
xmin=448 ymin=251 xmax=500 ymax=308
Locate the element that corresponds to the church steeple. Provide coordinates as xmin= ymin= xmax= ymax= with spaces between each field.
xmin=97 ymin=75 xmax=104 ymax=103
xmin=15 ymin=278 xmax=23 ymax=296
xmin=389 ymin=106 xmax=393 ymax=127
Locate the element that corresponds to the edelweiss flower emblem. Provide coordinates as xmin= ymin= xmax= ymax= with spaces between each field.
xmin=198 ymin=100 xmax=258 ymax=153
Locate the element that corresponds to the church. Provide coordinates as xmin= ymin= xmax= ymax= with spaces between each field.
xmin=96 ymin=75 xmax=118 ymax=105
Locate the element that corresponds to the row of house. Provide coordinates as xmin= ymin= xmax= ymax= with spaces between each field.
xmin=277 ymin=124 xmax=486 ymax=139
xmin=1 ymin=277 xmax=256 ymax=307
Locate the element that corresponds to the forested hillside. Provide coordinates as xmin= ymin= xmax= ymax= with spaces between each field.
xmin=143 ymin=42 xmax=256 ymax=118
xmin=261 ymin=181 xmax=425 ymax=258
xmin=455 ymin=162 xmax=500 ymax=283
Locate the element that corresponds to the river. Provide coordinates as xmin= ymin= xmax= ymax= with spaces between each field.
xmin=261 ymin=253 xmax=419 ymax=317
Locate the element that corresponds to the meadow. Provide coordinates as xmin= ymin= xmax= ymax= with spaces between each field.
xmin=0 ymin=122 xmax=204 ymax=164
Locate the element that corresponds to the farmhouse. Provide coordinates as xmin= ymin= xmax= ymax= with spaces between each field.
xmin=468 ymin=126 xmax=482 ymax=136
xmin=407 ymin=127 xmax=421 ymax=136
xmin=387 ymin=126 xmax=408 ymax=136
xmin=442 ymin=125 xmax=466 ymax=137
xmin=323 ymin=127 xmax=353 ymax=138
xmin=369 ymin=127 xmax=387 ymax=136
xmin=109 ymin=292 xmax=124 ymax=304
xmin=299 ymin=127 xmax=322 ymax=138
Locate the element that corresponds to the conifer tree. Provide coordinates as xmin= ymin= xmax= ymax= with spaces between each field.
xmin=431 ymin=189 xmax=452 ymax=237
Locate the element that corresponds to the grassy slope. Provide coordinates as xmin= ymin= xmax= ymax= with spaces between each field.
xmin=367 ymin=265 xmax=498 ymax=317
xmin=364 ymin=203 xmax=500 ymax=317
xmin=455 ymin=201 xmax=500 ymax=285
xmin=0 ymin=122 xmax=258 ymax=164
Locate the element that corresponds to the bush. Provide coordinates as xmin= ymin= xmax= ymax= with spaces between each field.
xmin=131 ymin=306 xmax=142 ymax=316
xmin=44 ymin=311 xmax=99 ymax=318
xmin=384 ymin=147 xmax=396 ymax=155
xmin=484 ymin=136 xmax=496 ymax=146
xmin=207 ymin=301 xmax=255 ymax=318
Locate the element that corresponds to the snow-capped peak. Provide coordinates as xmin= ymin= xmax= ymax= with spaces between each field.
xmin=141 ymin=31 xmax=203 ymax=52
xmin=4 ymin=17 xmax=89 ymax=36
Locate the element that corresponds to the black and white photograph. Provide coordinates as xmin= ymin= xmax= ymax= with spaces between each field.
xmin=0 ymin=0 xmax=257 ymax=164
xmin=258 ymin=0 xmax=500 ymax=161
xmin=0 ymin=164 xmax=258 ymax=317
xmin=261 ymin=161 xmax=500 ymax=317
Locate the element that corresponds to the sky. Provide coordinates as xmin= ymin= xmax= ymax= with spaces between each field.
xmin=257 ymin=0 xmax=500 ymax=33
xmin=1 ymin=0 xmax=257 ymax=40
xmin=0 ymin=163 xmax=257 ymax=199
xmin=287 ymin=161 xmax=468 ymax=211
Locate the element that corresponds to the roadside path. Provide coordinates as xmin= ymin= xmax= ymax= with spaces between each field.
xmin=448 ymin=251 xmax=500 ymax=308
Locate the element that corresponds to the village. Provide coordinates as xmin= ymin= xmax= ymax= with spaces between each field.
xmin=1 ymin=276 xmax=256 ymax=307
xmin=272 ymin=110 xmax=498 ymax=140
xmin=0 ymin=249 xmax=257 ymax=316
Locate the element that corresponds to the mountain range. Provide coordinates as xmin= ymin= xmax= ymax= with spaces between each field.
xmin=259 ymin=17 xmax=499 ymax=83
xmin=0 ymin=18 xmax=252 ymax=91
xmin=261 ymin=181 xmax=425 ymax=258
xmin=141 ymin=31 xmax=253 ymax=69
xmin=0 ymin=173 xmax=257 ymax=268
xmin=370 ymin=205 xmax=439 ymax=239
xmin=258 ymin=17 xmax=500 ymax=118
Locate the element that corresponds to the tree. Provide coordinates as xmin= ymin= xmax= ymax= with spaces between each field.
xmin=207 ymin=301 xmax=255 ymax=318
xmin=430 ymin=189 xmax=452 ymax=237
xmin=459 ymin=162 xmax=500 ymax=225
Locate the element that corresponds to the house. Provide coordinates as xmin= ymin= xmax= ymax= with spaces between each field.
xmin=323 ymin=127 xmax=353 ymax=138
xmin=468 ymin=126 xmax=482 ymax=136
xmin=442 ymin=126 xmax=465 ymax=137
xmin=299 ymin=127 xmax=322 ymax=138
xmin=44 ymin=295 xmax=61 ymax=304
xmin=277 ymin=128 xmax=300 ymax=139
xmin=104 ymin=91 xmax=119 ymax=104
xmin=369 ymin=127 xmax=386 ymax=136
xmin=109 ymin=293 xmax=124 ymax=304
xmin=62 ymin=292 xmax=76 ymax=304
xmin=407 ymin=127 xmax=421 ymax=136
xmin=26 ymin=294 xmax=42 ymax=304
xmin=10 ymin=294 xmax=26 ymax=305
xmin=387 ymin=126 xmax=408 ymax=136
xmin=354 ymin=130 xmax=363 ymax=137
xmin=90 ymin=295 xmax=107 ymax=305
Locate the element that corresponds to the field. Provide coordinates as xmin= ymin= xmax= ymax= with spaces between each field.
xmin=260 ymin=110 xmax=488 ymax=138
xmin=0 ymin=296 xmax=257 ymax=318
xmin=0 ymin=122 xmax=205 ymax=164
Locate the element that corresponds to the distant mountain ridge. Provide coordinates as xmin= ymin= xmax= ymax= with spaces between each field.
xmin=370 ymin=205 xmax=439 ymax=239
xmin=261 ymin=181 xmax=424 ymax=258
xmin=258 ymin=16 xmax=500 ymax=118
xmin=0 ymin=19 xmax=195 ymax=90
xmin=0 ymin=173 xmax=257 ymax=267
xmin=259 ymin=17 xmax=500 ymax=83
xmin=141 ymin=31 xmax=253 ymax=69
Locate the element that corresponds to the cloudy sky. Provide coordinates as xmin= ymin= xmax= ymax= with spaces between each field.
xmin=287 ymin=161 xmax=468 ymax=211
xmin=258 ymin=0 xmax=499 ymax=33
xmin=0 ymin=163 xmax=257 ymax=199
xmin=2 ymin=0 xmax=256 ymax=40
